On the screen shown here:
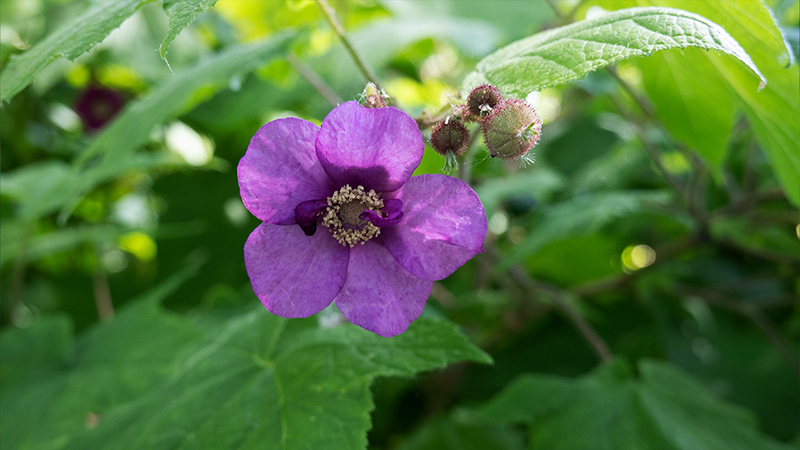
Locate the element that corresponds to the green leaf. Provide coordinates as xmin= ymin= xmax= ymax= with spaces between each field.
xmin=396 ymin=411 xmax=525 ymax=450
xmin=0 ymin=0 xmax=148 ymax=103
xmin=1 ymin=291 xmax=488 ymax=450
xmin=503 ymin=190 xmax=673 ymax=267
xmin=475 ymin=167 xmax=564 ymax=218
xmin=76 ymin=30 xmax=296 ymax=167
xmin=0 ymin=223 xmax=123 ymax=266
xmin=465 ymin=7 xmax=765 ymax=97
xmin=478 ymin=359 xmax=794 ymax=450
xmin=0 ymin=266 xmax=205 ymax=450
xmin=636 ymin=50 xmax=736 ymax=172
xmin=0 ymin=32 xmax=295 ymax=222
xmin=160 ymin=0 xmax=218 ymax=60
xmin=599 ymin=0 xmax=800 ymax=206
xmin=0 ymin=316 xmax=73 ymax=387
xmin=59 ymin=312 xmax=488 ymax=450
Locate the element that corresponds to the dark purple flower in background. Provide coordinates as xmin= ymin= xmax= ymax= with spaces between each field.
xmin=73 ymin=84 xmax=125 ymax=131
xmin=238 ymin=101 xmax=487 ymax=337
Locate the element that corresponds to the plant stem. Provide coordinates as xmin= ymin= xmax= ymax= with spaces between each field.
xmin=508 ymin=264 xmax=612 ymax=363
xmin=313 ymin=0 xmax=380 ymax=87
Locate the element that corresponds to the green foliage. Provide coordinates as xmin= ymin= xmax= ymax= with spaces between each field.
xmin=1 ymin=280 xmax=489 ymax=450
xmin=465 ymin=6 xmax=766 ymax=96
xmin=504 ymin=190 xmax=673 ymax=267
xmin=396 ymin=411 xmax=524 ymax=450
xmin=1 ymin=32 xmax=295 ymax=222
xmin=1 ymin=1 xmax=797 ymax=449
xmin=478 ymin=359 xmax=795 ymax=450
xmin=160 ymin=0 xmax=219 ymax=60
xmin=602 ymin=0 xmax=800 ymax=205
xmin=0 ymin=0 xmax=148 ymax=103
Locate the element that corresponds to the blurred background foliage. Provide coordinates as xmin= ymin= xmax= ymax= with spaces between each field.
xmin=0 ymin=0 xmax=798 ymax=449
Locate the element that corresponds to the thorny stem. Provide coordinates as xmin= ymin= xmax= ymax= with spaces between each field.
xmin=287 ymin=54 xmax=342 ymax=106
xmin=313 ymin=0 xmax=380 ymax=87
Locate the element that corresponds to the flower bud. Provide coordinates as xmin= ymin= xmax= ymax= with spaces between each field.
xmin=481 ymin=98 xmax=542 ymax=161
xmin=466 ymin=83 xmax=502 ymax=118
xmin=430 ymin=118 xmax=470 ymax=157
xmin=360 ymin=82 xmax=388 ymax=108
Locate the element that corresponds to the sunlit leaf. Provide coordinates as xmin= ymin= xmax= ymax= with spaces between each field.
xmin=0 ymin=0 xmax=147 ymax=102
xmin=465 ymin=7 xmax=765 ymax=96
xmin=601 ymin=0 xmax=800 ymax=205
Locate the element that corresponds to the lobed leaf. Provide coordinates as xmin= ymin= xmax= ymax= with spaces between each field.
xmin=465 ymin=6 xmax=765 ymax=96
xmin=1 ymin=293 xmax=488 ymax=450
xmin=0 ymin=266 xmax=205 ymax=450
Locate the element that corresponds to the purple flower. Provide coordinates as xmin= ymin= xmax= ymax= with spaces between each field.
xmin=73 ymin=84 xmax=125 ymax=132
xmin=238 ymin=101 xmax=487 ymax=337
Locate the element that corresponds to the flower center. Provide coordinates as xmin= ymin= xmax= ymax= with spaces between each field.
xmin=322 ymin=185 xmax=384 ymax=247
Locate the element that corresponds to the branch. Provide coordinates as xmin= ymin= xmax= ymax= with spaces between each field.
xmin=507 ymin=264 xmax=612 ymax=363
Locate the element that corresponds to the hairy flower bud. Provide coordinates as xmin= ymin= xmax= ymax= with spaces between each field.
xmin=360 ymin=82 xmax=388 ymax=108
xmin=481 ymin=99 xmax=542 ymax=161
xmin=466 ymin=83 xmax=502 ymax=118
xmin=431 ymin=118 xmax=470 ymax=157
xmin=431 ymin=118 xmax=470 ymax=173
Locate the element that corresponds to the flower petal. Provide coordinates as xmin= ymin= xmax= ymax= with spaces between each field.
xmin=334 ymin=240 xmax=432 ymax=337
xmin=381 ymin=174 xmax=487 ymax=280
xmin=360 ymin=198 xmax=404 ymax=227
xmin=245 ymin=222 xmax=348 ymax=317
xmin=238 ymin=118 xmax=335 ymax=224
xmin=315 ymin=101 xmax=423 ymax=192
